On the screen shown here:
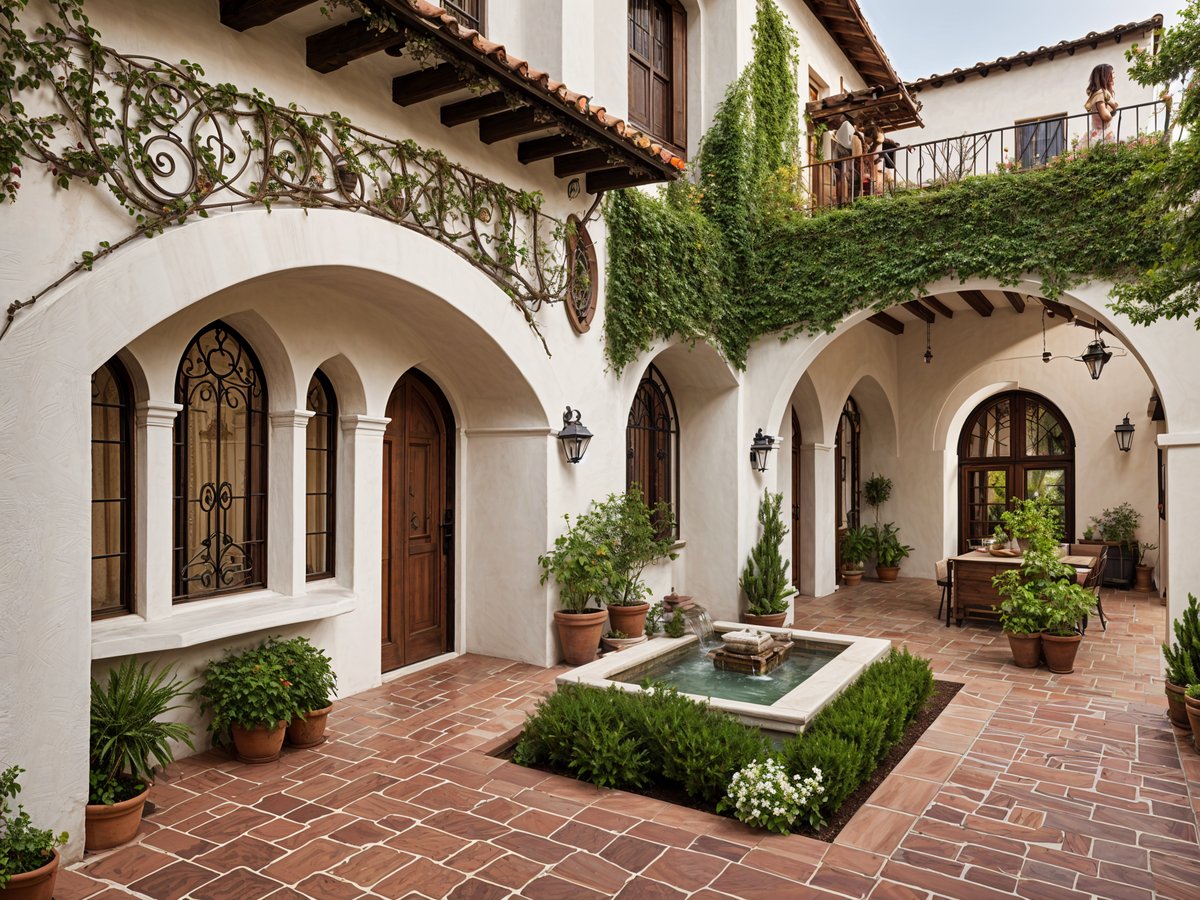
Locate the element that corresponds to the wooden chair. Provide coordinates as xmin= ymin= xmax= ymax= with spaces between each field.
xmin=1091 ymin=545 xmax=1109 ymax=629
xmin=935 ymin=559 xmax=952 ymax=626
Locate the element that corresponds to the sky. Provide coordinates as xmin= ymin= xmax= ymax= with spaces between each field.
xmin=859 ymin=0 xmax=1187 ymax=82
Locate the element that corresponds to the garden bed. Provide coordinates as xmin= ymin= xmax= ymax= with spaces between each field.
xmin=496 ymin=649 xmax=960 ymax=839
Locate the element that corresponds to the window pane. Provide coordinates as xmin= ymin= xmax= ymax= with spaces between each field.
xmin=626 ymin=364 xmax=678 ymax=537
xmin=305 ymin=371 xmax=335 ymax=578
xmin=967 ymin=399 xmax=1010 ymax=458
xmin=1025 ymin=400 xmax=1067 ymax=456
xmin=91 ymin=360 xmax=131 ymax=616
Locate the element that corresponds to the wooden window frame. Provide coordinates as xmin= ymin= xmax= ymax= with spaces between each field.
xmin=306 ymin=369 xmax=337 ymax=582
xmin=626 ymin=363 xmax=680 ymax=538
xmin=91 ymin=356 xmax=135 ymax=619
xmin=627 ymin=0 xmax=687 ymax=155
xmin=173 ymin=321 xmax=269 ymax=603
xmin=957 ymin=390 xmax=1075 ymax=552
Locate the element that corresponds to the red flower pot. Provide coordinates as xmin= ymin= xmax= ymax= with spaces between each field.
xmin=606 ymin=602 xmax=650 ymax=638
xmin=1166 ymin=681 xmax=1191 ymax=731
xmin=554 ymin=609 xmax=607 ymax=666
xmin=85 ymin=784 xmax=150 ymax=851
xmin=287 ymin=703 xmax=333 ymax=749
xmin=1041 ymin=632 xmax=1083 ymax=674
xmin=2 ymin=850 xmax=59 ymax=900
xmin=1006 ymin=632 xmax=1042 ymax=669
xmin=231 ymin=722 xmax=287 ymax=764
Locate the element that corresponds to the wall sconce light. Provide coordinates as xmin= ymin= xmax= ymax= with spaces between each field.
xmin=557 ymin=407 xmax=592 ymax=464
xmin=1114 ymin=413 xmax=1135 ymax=453
xmin=923 ymin=322 xmax=933 ymax=365
xmin=1080 ymin=337 xmax=1112 ymax=380
xmin=750 ymin=428 xmax=780 ymax=472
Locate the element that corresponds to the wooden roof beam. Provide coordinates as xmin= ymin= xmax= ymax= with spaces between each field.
xmin=393 ymin=64 xmax=472 ymax=107
xmin=308 ymin=17 xmax=405 ymax=73
xmin=1040 ymin=297 xmax=1075 ymax=321
xmin=922 ymin=296 xmax=954 ymax=318
xmin=867 ymin=312 xmax=905 ymax=335
xmin=1003 ymin=291 xmax=1026 ymax=313
xmin=960 ymin=290 xmax=994 ymax=317
xmin=585 ymin=168 xmax=659 ymax=193
xmin=554 ymin=148 xmax=619 ymax=178
xmin=220 ymin=0 xmax=315 ymax=31
xmin=440 ymin=92 xmax=512 ymax=127
xmin=478 ymin=107 xmax=555 ymax=144
xmin=902 ymin=300 xmax=935 ymax=324
xmin=517 ymin=134 xmax=583 ymax=164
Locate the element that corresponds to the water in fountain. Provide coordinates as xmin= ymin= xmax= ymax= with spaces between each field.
xmin=684 ymin=607 xmax=716 ymax=644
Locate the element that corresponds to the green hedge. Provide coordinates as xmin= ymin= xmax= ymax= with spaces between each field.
xmin=512 ymin=648 xmax=934 ymax=829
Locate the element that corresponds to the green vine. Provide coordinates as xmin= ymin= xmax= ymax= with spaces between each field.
xmin=604 ymin=0 xmax=1169 ymax=370
xmin=0 ymin=0 xmax=581 ymax=348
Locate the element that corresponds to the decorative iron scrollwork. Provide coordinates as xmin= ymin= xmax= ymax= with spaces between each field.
xmin=565 ymin=215 xmax=598 ymax=334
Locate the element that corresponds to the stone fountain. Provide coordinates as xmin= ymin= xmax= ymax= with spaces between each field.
xmin=709 ymin=628 xmax=793 ymax=676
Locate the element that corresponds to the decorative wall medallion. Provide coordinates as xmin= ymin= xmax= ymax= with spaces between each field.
xmin=565 ymin=215 xmax=598 ymax=334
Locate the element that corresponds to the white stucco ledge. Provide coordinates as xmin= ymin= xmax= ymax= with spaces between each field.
xmin=1157 ymin=433 xmax=1200 ymax=448
xmin=91 ymin=587 xmax=357 ymax=659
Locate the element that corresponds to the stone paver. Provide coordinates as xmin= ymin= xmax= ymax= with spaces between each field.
xmin=63 ymin=583 xmax=1199 ymax=898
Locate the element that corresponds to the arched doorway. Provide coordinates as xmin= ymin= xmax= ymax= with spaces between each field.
xmin=382 ymin=369 xmax=456 ymax=672
xmin=957 ymin=390 xmax=1074 ymax=552
xmin=626 ymin=362 xmax=680 ymax=536
xmin=834 ymin=397 xmax=861 ymax=568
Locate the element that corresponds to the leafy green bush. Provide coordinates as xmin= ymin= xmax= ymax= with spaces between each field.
xmin=782 ymin=648 xmax=933 ymax=823
xmin=871 ymin=523 xmax=913 ymax=568
xmin=664 ymin=607 xmax=687 ymax=638
xmin=89 ymin=658 xmax=194 ymax=805
xmin=840 ymin=526 xmax=873 ymax=570
xmin=197 ymin=645 xmax=302 ymax=740
xmin=514 ymin=683 xmax=767 ymax=804
xmin=0 ymin=766 xmax=68 ymax=889
xmin=265 ymin=636 xmax=338 ymax=714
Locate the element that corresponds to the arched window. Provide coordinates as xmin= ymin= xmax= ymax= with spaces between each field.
xmin=835 ymin=397 xmax=861 ymax=531
xmin=306 ymin=369 xmax=337 ymax=580
xmin=174 ymin=322 xmax=268 ymax=601
xmin=958 ymin=390 xmax=1075 ymax=551
xmin=92 ymin=357 xmax=133 ymax=618
xmin=627 ymin=363 xmax=679 ymax=536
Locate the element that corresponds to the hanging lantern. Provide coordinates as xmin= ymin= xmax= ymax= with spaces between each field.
xmin=557 ymin=407 xmax=593 ymax=464
xmin=750 ymin=429 xmax=778 ymax=472
xmin=1081 ymin=338 xmax=1112 ymax=380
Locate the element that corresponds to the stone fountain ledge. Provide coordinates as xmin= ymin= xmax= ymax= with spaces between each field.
xmin=557 ymin=621 xmax=891 ymax=733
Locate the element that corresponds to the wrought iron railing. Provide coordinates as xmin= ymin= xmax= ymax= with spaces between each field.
xmin=802 ymin=100 xmax=1168 ymax=213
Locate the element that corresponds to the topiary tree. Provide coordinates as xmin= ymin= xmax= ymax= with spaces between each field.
xmin=1163 ymin=593 xmax=1200 ymax=687
xmin=740 ymin=489 xmax=797 ymax=615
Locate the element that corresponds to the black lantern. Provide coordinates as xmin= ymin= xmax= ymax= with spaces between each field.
xmin=750 ymin=428 xmax=779 ymax=473
xmin=1081 ymin=338 xmax=1112 ymax=380
xmin=557 ymin=407 xmax=592 ymax=464
xmin=1114 ymin=414 xmax=1135 ymax=453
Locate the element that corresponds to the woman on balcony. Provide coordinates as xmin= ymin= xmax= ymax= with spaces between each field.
xmin=1084 ymin=63 xmax=1120 ymax=145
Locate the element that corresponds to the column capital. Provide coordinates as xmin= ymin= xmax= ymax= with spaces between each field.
xmin=341 ymin=414 xmax=391 ymax=436
xmin=802 ymin=442 xmax=835 ymax=453
xmin=136 ymin=400 xmax=183 ymax=429
xmin=269 ymin=409 xmax=315 ymax=429
xmin=1158 ymin=433 xmax=1200 ymax=448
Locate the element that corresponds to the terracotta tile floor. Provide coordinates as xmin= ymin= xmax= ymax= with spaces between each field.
xmin=62 ymin=582 xmax=1200 ymax=899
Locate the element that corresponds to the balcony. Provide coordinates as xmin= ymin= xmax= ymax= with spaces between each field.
xmin=803 ymin=100 xmax=1168 ymax=213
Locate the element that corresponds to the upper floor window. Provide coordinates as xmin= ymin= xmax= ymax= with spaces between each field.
xmin=92 ymin=357 xmax=134 ymax=618
xmin=1015 ymin=114 xmax=1065 ymax=168
xmin=445 ymin=0 xmax=484 ymax=32
xmin=627 ymin=363 xmax=679 ymax=537
xmin=306 ymin=370 xmax=337 ymax=581
xmin=174 ymin=322 xmax=268 ymax=602
xmin=628 ymin=0 xmax=687 ymax=152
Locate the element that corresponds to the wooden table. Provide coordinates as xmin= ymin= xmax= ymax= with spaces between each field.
xmin=947 ymin=551 xmax=1097 ymax=627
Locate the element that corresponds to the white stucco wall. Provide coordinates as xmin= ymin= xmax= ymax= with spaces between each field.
xmin=894 ymin=25 xmax=1161 ymax=152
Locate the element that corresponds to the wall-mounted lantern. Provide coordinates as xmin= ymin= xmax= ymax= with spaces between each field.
xmin=1081 ymin=338 xmax=1112 ymax=380
xmin=1114 ymin=414 xmax=1135 ymax=453
xmin=750 ymin=429 xmax=780 ymax=473
xmin=557 ymin=407 xmax=592 ymax=464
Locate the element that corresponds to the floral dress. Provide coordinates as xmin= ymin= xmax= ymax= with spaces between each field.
xmin=1085 ymin=89 xmax=1117 ymax=144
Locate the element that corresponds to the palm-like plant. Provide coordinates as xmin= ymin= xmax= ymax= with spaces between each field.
xmin=89 ymin=658 xmax=194 ymax=805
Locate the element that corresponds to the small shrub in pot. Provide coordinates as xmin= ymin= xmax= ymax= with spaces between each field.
xmin=0 ymin=766 xmax=68 ymax=895
xmin=197 ymin=646 xmax=302 ymax=764
xmin=266 ymin=637 xmax=338 ymax=749
xmin=740 ymin=489 xmax=796 ymax=624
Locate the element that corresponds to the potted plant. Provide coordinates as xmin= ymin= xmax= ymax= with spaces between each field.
xmin=872 ymin=522 xmax=913 ymax=582
xmin=87 ymin=658 xmax=194 ymax=851
xmin=1039 ymin=575 xmax=1096 ymax=674
xmin=601 ymin=630 xmax=647 ymax=652
xmin=1086 ymin=502 xmax=1142 ymax=586
xmin=840 ymin=526 xmax=873 ymax=587
xmin=993 ymin=580 xmax=1047 ymax=668
xmin=593 ymin=489 xmax=677 ymax=638
xmin=0 ymin=766 xmax=68 ymax=899
xmin=740 ymin=490 xmax=797 ymax=627
xmin=267 ymin=637 xmax=338 ymax=749
xmin=863 ymin=473 xmax=893 ymax=528
xmin=1185 ymin=684 xmax=1200 ymax=752
xmin=1134 ymin=542 xmax=1157 ymax=593
xmin=1163 ymin=594 xmax=1200 ymax=730
xmin=197 ymin=645 xmax=302 ymax=764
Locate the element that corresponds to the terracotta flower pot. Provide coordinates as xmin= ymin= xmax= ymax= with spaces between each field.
xmin=876 ymin=565 xmax=900 ymax=583
xmin=742 ymin=612 xmax=788 ymax=629
xmin=1186 ymin=695 xmax=1200 ymax=753
xmin=841 ymin=570 xmax=864 ymax=587
xmin=1006 ymin=631 xmax=1042 ymax=669
xmin=231 ymin=721 xmax=287 ymax=764
xmin=1166 ymin=681 xmax=1192 ymax=731
xmin=1041 ymin=632 xmax=1083 ymax=674
xmin=2 ymin=850 xmax=59 ymax=900
xmin=1134 ymin=565 xmax=1154 ymax=593
xmin=85 ymin=784 xmax=150 ymax=851
xmin=606 ymin=602 xmax=650 ymax=638
xmin=554 ymin=609 xmax=608 ymax=666
xmin=601 ymin=634 xmax=648 ymax=653
xmin=286 ymin=703 xmax=333 ymax=749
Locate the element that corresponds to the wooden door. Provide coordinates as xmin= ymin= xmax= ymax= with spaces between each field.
xmin=381 ymin=371 xmax=454 ymax=672
xmin=791 ymin=410 xmax=801 ymax=588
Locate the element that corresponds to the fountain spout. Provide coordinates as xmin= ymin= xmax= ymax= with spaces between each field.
xmin=663 ymin=589 xmax=716 ymax=643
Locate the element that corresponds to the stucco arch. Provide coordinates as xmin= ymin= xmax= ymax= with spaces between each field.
xmin=785 ymin=372 xmax=824 ymax=446
xmin=309 ymin=353 xmax=368 ymax=418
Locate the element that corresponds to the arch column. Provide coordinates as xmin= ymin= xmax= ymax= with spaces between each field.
xmin=269 ymin=410 xmax=315 ymax=596
xmin=802 ymin=442 xmax=838 ymax=597
xmin=135 ymin=400 xmax=182 ymax=621
xmin=1160 ymin=433 xmax=1200 ymax=625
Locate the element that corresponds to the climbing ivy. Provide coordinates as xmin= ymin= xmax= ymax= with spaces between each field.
xmin=604 ymin=0 xmax=1169 ymax=370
